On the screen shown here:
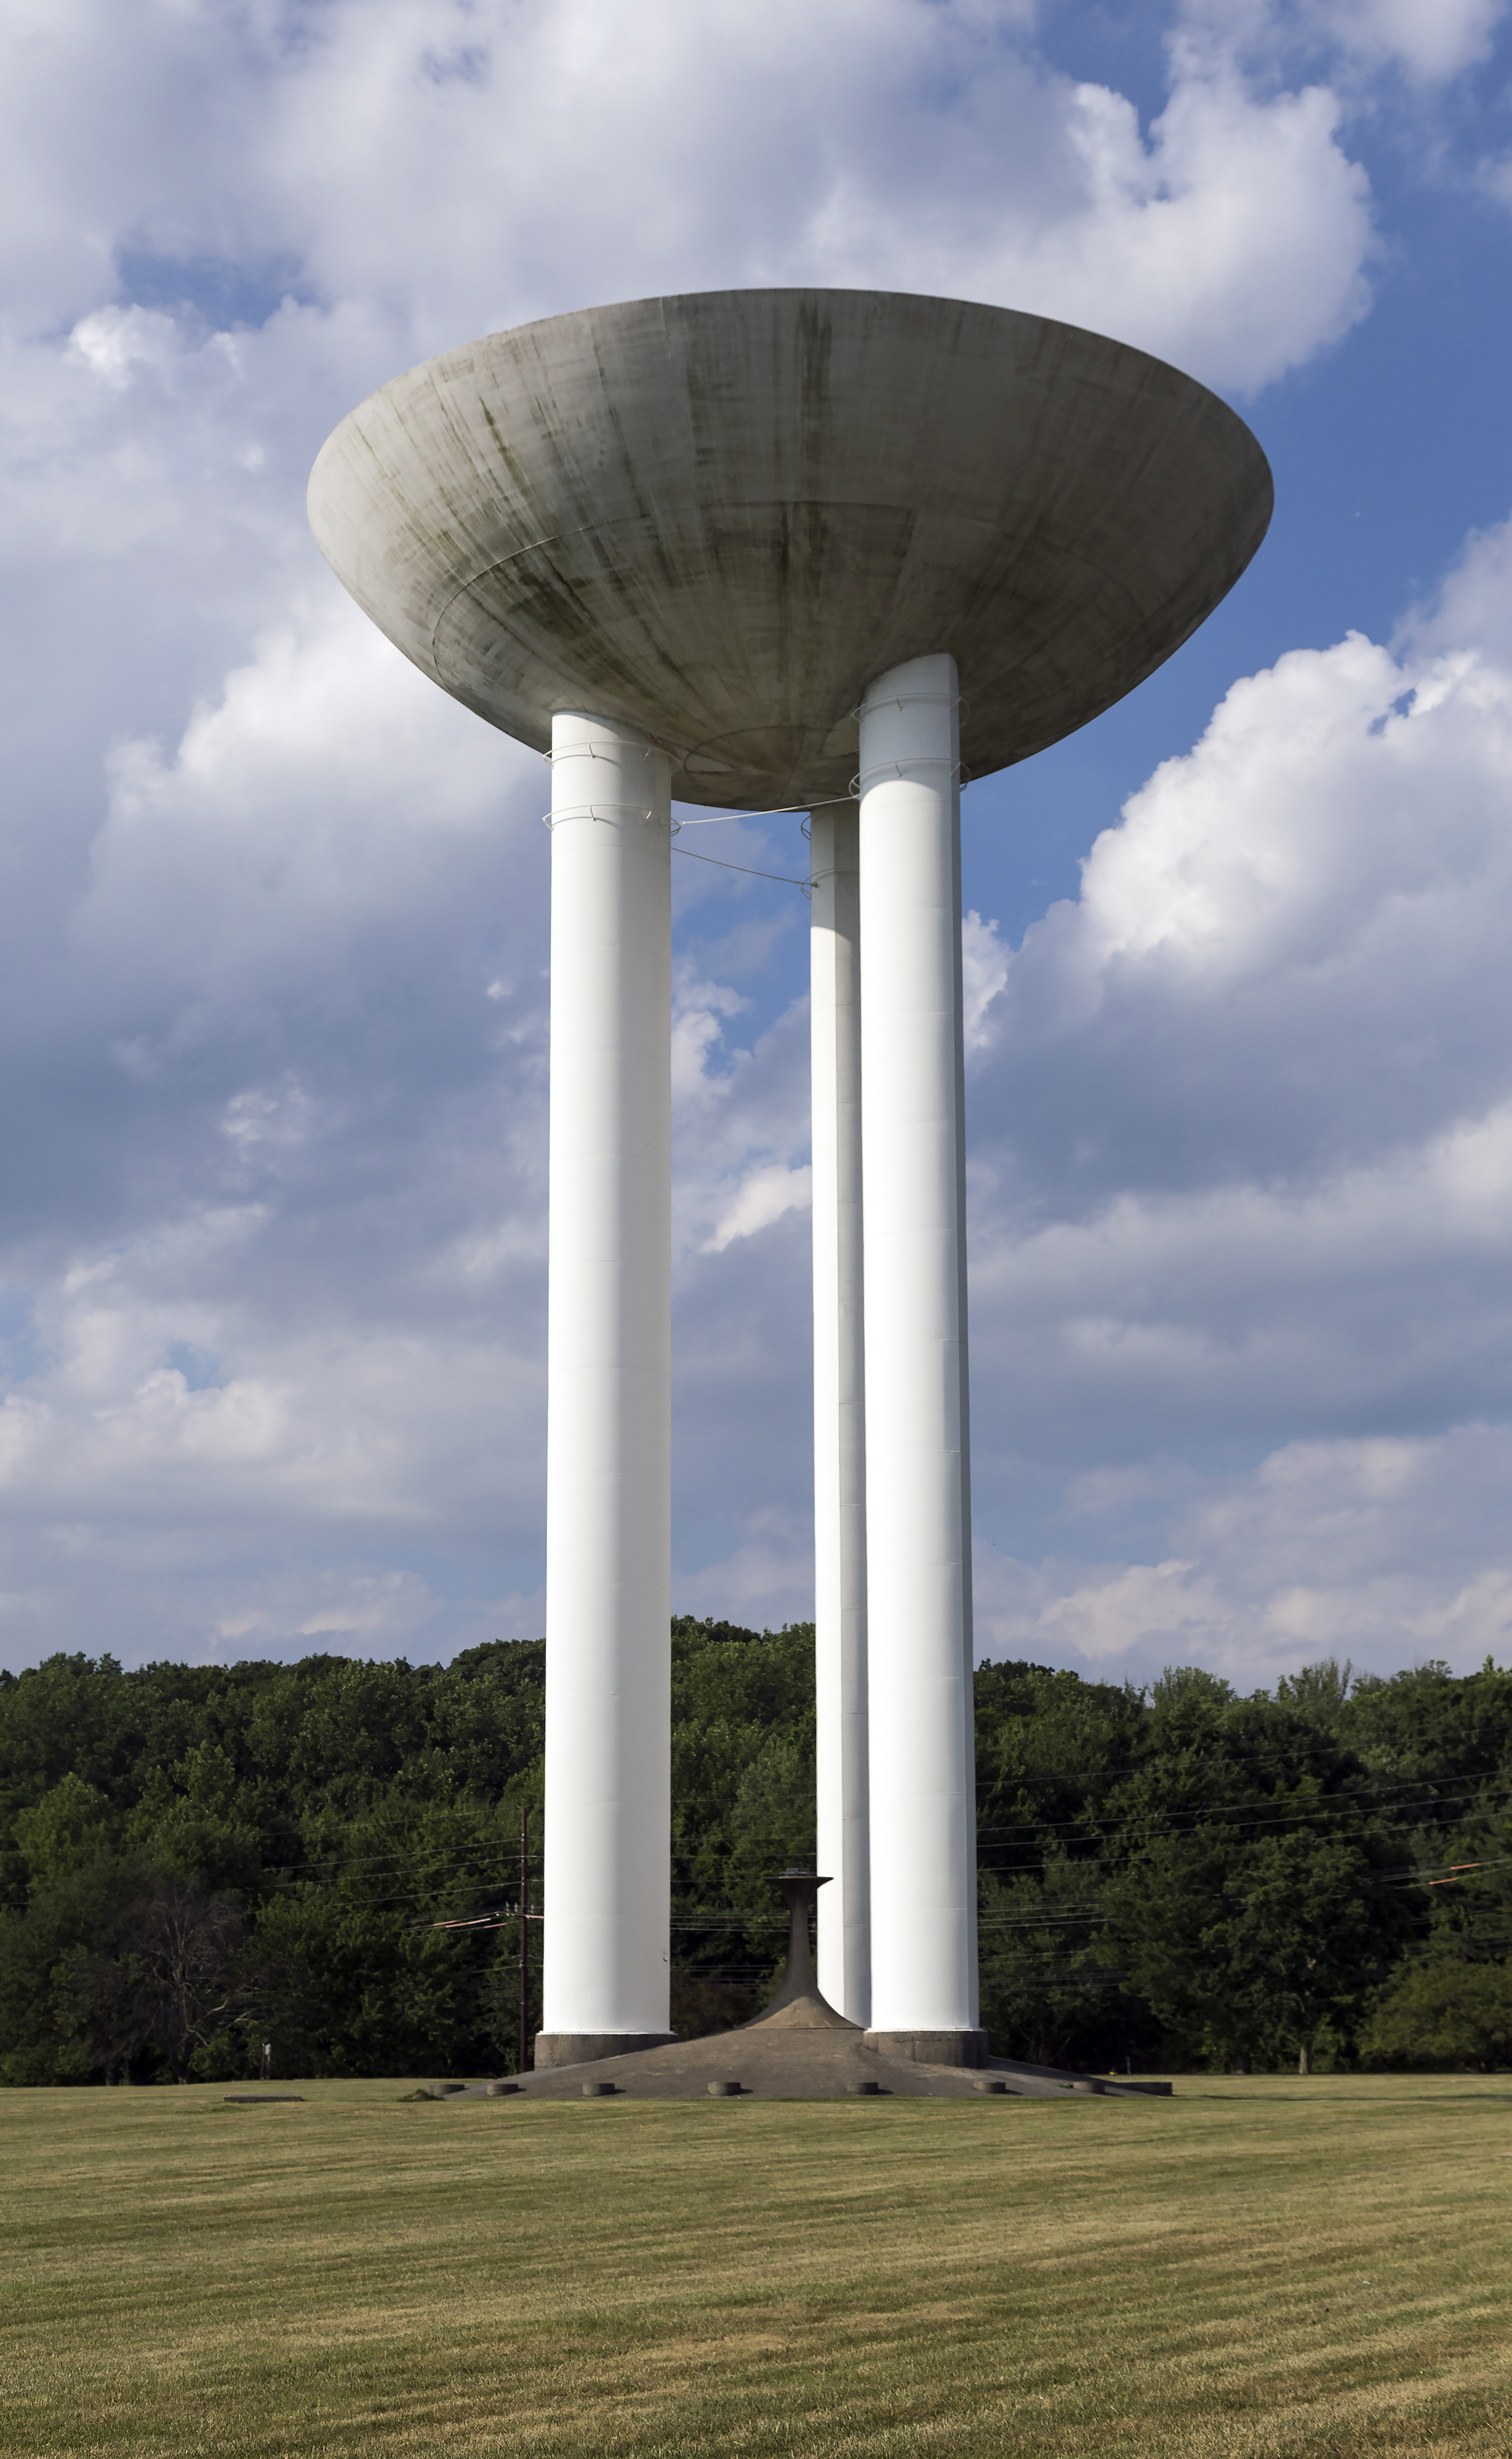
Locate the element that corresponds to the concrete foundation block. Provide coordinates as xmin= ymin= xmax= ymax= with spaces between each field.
xmin=535 ymin=2033 xmax=676 ymax=2070
xmin=864 ymin=2028 xmax=987 ymax=2067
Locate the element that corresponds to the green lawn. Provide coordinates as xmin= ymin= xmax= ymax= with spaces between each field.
xmin=3 ymin=2076 xmax=1509 ymax=2456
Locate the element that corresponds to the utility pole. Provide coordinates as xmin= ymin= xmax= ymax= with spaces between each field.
xmin=519 ymin=1805 xmax=530 ymax=2077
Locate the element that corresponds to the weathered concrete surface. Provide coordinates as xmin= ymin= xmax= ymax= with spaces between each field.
xmin=441 ymin=2030 xmax=1172 ymax=2101
xmin=308 ymin=289 xmax=1271 ymax=809
xmin=535 ymin=2030 xmax=678 ymax=2070
xmin=454 ymin=1965 xmax=1173 ymax=2102
xmin=865 ymin=2028 xmax=988 ymax=2068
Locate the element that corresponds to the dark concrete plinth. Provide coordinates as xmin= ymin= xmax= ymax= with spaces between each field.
xmin=535 ymin=2031 xmax=676 ymax=2070
xmin=468 ymin=1885 xmax=1161 ymax=2104
xmin=442 ymin=2030 xmax=1167 ymax=2102
xmin=865 ymin=2028 xmax=988 ymax=2068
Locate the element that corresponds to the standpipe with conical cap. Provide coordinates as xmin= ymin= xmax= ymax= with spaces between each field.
xmin=764 ymin=1872 xmax=831 ymax=2015
xmin=810 ymin=802 xmax=871 ymax=2029
xmin=739 ymin=1872 xmax=856 ymax=2032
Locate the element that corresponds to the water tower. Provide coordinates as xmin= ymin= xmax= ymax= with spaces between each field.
xmin=309 ymin=289 xmax=1270 ymax=2068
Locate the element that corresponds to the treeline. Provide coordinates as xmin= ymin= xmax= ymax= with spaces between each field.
xmin=972 ymin=1654 xmax=1512 ymax=2075
xmin=1 ymin=1627 xmax=1509 ymax=2084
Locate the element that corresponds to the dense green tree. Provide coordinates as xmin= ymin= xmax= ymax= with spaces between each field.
xmin=977 ymin=1853 xmax=1152 ymax=2071
xmin=1360 ymin=1956 xmax=1512 ymax=2069
xmin=668 ymin=1617 xmax=815 ymax=1990
xmin=0 ymin=1854 xmax=147 ymax=2084
xmin=1090 ymin=1669 xmax=1413 ymax=2068
xmin=0 ymin=1642 xmax=551 ymax=2081
xmin=59 ymin=1873 xmax=246 ymax=2084
xmin=3 ymin=1636 xmax=1510 ymax=2081
xmin=1106 ymin=1827 xmax=1406 ymax=2072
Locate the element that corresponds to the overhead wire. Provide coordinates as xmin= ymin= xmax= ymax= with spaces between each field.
xmin=671 ymin=843 xmax=813 ymax=888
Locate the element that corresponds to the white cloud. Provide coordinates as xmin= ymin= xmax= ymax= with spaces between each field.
xmin=84 ymin=598 xmax=533 ymax=991
xmin=962 ymin=910 xmax=1009 ymax=1052
xmin=296 ymin=1571 xmax=441 ymax=1642
xmin=1482 ymin=152 xmax=1512 ymax=206
xmin=673 ymin=1514 xmax=817 ymax=1634
xmin=976 ymin=1426 xmax=1512 ymax=1685
xmin=17 ymin=502 xmax=1512 ymax=1669
xmin=669 ymin=948 xmax=812 ymax=1262
xmin=1306 ymin=0 xmax=1505 ymax=82
xmin=1180 ymin=0 xmax=1506 ymax=86
xmin=0 ymin=0 xmax=1503 ymax=1671
xmin=962 ymin=511 xmax=1512 ymax=1681
xmin=0 ymin=0 xmax=1381 ymax=401
xmin=258 ymin=0 xmax=1376 ymax=385
xmin=810 ymin=55 xmax=1373 ymax=391
xmin=68 ymin=306 xmax=188 ymax=392
xmin=704 ymin=1164 xmax=814 ymax=1255
xmin=1408 ymin=513 xmax=1512 ymax=665
xmin=983 ymin=527 xmax=1512 ymax=1199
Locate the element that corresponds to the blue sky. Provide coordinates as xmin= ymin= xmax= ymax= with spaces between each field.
xmin=3 ymin=0 xmax=1512 ymax=1684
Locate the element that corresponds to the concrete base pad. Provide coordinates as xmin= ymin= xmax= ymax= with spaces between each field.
xmin=450 ymin=2021 xmax=1171 ymax=2103
xmin=535 ymin=2032 xmax=677 ymax=2069
xmin=864 ymin=2028 xmax=988 ymax=2068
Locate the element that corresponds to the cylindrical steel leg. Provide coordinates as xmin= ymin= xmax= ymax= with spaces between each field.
xmin=537 ymin=711 xmax=675 ymax=2068
xmin=858 ymin=654 xmax=983 ymax=2065
xmin=810 ymin=800 xmax=870 ymax=2027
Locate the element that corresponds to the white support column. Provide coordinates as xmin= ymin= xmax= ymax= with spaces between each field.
xmin=858 ymin=653 xmax=983 ymax=2066
xmin=810 ymin=800 xmax=870 ymax=2028
xmin=537 ymin=711 xmax=675 ymax=2068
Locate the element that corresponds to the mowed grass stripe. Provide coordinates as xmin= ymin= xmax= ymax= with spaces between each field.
xmin=3 ymin=2078 xmax=1510 ymax=2456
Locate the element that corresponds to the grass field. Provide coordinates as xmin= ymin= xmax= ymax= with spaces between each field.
xmin=3 ymin=2076 xmax=1510 ymax=2457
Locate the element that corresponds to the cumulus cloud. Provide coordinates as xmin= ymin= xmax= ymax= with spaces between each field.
xmin=1180 ymin=0 xmax=1507 ymax=86
xmin=3 ymin=0 xmax=1382 ymax=395
xmin=1304 ymin=0 xmax=1505 ymax=83
xmin=0 ymin=0 xmax=1504 ymax=1673
xmin=83 ymin=598 xmax=534 ymax=992
xmin=704 ymin=1165 xmax=814 ymax=1256
xmin=673 ymin=1514 xmax=819 ymax=1638
xmin=963 ymin=513 xmax=1512 ymax=1681
xmin=977 ymin=533 xmax=1512 ymax=1205
xmin=0 ymin=588 xmax=556 ymax=1665
xmin=809 ymin=53 xmax=1373 ymax=391
xmin=976 ymin=1425 xmax=1512 ymax=1686
xmin=670 ymin=950 xmax=810 ymax=1256
xmin=16 ymin=497 xmax=1512 ymax=1675
xmin=667 ymin=508 xmax=1512 ymax=1677
xmin=962 ymin=912 xmax=1009 ymax=1051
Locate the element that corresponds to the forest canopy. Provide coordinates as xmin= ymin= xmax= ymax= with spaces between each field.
xmin=2 ymin=1625 xmax=1509 ymax=2084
